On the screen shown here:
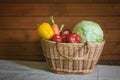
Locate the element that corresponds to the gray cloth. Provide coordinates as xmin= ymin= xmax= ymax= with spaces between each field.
xmin=0 ymin=60 xmax=120 ymax=80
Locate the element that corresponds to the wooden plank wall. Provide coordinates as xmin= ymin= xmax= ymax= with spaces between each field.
xmin=0 ymin=0 xmax=120 ymax=64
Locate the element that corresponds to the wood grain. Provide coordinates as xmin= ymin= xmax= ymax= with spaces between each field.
xmin=0 ymin=43 xmax=43 ymax=56
xmin=103 ymin=42 xmax=120 ymax=54
xmin=0 ymin=30 xmax=39 ymax=42
xmin=0 ymin=54 xmax=119 ymax=61
xmin=100 ymin=54 xmax=120 ymax=60
xmin=0 ymin=30 xmax=119 ymax=42
xmin=0 ymin=42 xmax=119 ymax=56
xmin=0 ymin=17 xmax=120 ymax=30
xmin=98 ymin=60 xmax=120 ymax=65
xmin=0 ymin=0 xmax=120 ymax=3
xmin=0 ymin=3 xmax=120 ymax=17
xmin=0 ymin=0 xmax=120 ymax=62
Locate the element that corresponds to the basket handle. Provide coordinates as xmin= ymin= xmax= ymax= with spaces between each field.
xmin=56 ymin=42 xmax=90 ymax=60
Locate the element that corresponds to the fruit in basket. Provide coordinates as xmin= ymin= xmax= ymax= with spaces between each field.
xmin=51 ymin=34 xmax=62 ymax=43
xmin=60 ymin=29 xmax=72 ymax=42
xmin=72 ymin=21 xmax=103 ymax=43
xmin=37 ymin=23 xmax=54 ymax=39
xmin=67 ymin=33 xmax=81 ymax=43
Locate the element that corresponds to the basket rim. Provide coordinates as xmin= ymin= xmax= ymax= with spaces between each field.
xmin=40 ymin=38 xmax=84 ymax=45
xmin=40 ymin=38 xmax=105 ymax=46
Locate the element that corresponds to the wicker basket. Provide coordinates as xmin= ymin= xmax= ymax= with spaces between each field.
xmin=40 ymin=38 xmax=105 ymax=74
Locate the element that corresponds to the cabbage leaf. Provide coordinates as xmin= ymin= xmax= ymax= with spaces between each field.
xmin=72 ymin=21 xmax=103 ymax=43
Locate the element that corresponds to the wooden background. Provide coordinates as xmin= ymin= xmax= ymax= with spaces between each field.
xmin=0 ymin=0 xmax=120 ymax=65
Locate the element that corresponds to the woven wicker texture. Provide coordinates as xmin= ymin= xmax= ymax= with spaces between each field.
xmin=40 ymin=38 xmax=105 ymax=74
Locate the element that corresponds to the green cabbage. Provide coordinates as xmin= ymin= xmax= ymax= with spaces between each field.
xmin=72 ymin=21 xmax=103 ymax=43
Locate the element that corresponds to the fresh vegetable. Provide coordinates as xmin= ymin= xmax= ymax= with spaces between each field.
xmin=51 ymin=34 xmax=62 ymax=43
xmin=50 ymin=16 xmax=60 ymax=35
xmin=67 ymin=33 xmax=81 ymax=43
xmin=72 ymin=21 xmax=103 ymax=43
xmin=61 ymin=29 xmax=72 ymax=36
xmin=37 ymin=22 xmax=54 ymax=39
xmin=60 ymin=29 xmax=72 ymax=42
xmin=60 ymin=24 xmax=64 ymax=32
